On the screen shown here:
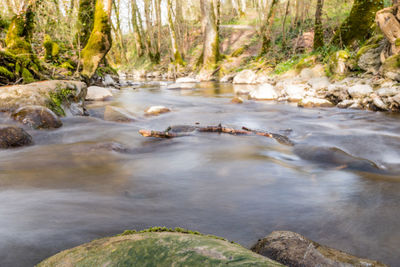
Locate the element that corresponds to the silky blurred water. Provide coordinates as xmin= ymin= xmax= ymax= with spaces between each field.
xmin=0 ymin=82 xmax=399 ymax=266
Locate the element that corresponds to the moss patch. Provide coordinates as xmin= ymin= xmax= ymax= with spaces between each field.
xmin=46 ymin=87 xmax=75 ymax=116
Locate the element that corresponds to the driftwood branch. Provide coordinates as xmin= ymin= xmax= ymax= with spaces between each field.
xmin=139 ymin=125 xmax=294 ymax=146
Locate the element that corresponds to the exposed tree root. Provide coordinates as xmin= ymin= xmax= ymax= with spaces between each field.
xmin=139 ymin=124 xmax=294 ymax=146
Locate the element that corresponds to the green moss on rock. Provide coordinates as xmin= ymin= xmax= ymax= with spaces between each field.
xmin=38 ymin=229 xmax=284 ymax=267
xmin=43 ymin=35 xmax=60 ymax=62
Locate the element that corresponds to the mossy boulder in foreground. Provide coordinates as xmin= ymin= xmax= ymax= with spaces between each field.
xmin=37 ymin=230 xmax=283 ymax=267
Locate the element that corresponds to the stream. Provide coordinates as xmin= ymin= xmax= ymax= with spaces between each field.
xmin=0 ymin=81 xmax=400 ymax=266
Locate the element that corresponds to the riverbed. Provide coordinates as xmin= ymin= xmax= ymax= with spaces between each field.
xmin=0 ymin=81 xmax=399 ymax=266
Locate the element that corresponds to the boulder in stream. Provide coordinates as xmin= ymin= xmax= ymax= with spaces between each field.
xmin=0 ymin=126 xmax=32 ymax=148
xmin=145 ymin=106 xmax=171 ymax=116
xmin=251 ymin=231 xmax=387 ymax=267
xmin=175 ymin=77 xmax=199 ymax=83
xmin=86 ymin=86 xmax=113 ymax=101
xmin=12 ymin=105 xmax=62 ymax=129
xmin=38 ymin=228 xmax=283 ymax=267
xmin=104 ymin=106 xmax=136 ymax=123
xmin=249 ymin=84 xmax=279 ymax=100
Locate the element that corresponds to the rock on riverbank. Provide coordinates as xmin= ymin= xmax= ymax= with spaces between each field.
xmin=0 ymin=80 xmax=87 ymax=116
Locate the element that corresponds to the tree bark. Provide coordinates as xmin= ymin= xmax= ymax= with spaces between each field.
xmin=331 ymin=0 xmax=384 ymax=47
xmin=313 ymin=0 xmax=324 ymax=50
xmin=131 ymin=0 xmax=144 ymax=57
xmin=201 ymin=0 xmax=220 ymax=69
xmin=260 ymin=0 xmax=279 ymax=55
xmin=80 ymin=0 xmax=113 ymax=78
xmin=167 ymin=0 xmax=184 ymax=65
xmin=76 ymin=0 xmax=96 ymax=49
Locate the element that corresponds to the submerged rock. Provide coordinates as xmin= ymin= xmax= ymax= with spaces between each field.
xmin=86 ymin=86 xmax=113 ymax=101
xmin=38 ymin=230 xmax=283 ymax=267
xmin=298 ymin=97 xmax=333 ymax=108
xmin=249 ymin=84 xmax=278 ymax=100
xmin=0 ymin=126 xmax=32 ymax=148
xmin=252 ymin=231 xmax=386 ymax=267
xmin=12 ymin=105 xmax=62 ymax=129
xmin=145 ymin=106 xmax=171 ymax=116
xmin=233 ymin=70 xmax=257 ymax=84
xmin=231 ymin=96 xmax=244 ymax=104
xmin=104 ymin=106 xmax=136 ymax=122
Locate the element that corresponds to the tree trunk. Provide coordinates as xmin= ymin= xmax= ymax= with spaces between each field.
xmin=167 ymin=0 xmax=184 ymax=66
xmin=80 ymin=0 xmax=113 ymax=78
xmin=201 ymin=0 xmax=219 ymax=69
xmin=331 ymin=0 xmax=384 ymax=47
xmin=131 ymin=0 xmax=144 ymax=57
xmin=313 ymin=0 xmax=324 ymax=50
xmin=76 ymin=0 xmax=96 ymax=48
xmin=154 ymin=0 xmax=162 ymax=62
xmin=260 ymin=0 xmax=279 ymax=55
xmin=3 ymin=0 xmax=43 ymax=83
xmin=282 ymin=0 xmax=290 ymax=48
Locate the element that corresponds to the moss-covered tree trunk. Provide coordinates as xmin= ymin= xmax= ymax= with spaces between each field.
xmin=260 ymin=0 xmax=279 ymax=56
xmin=200 ymin=0 xmax=220 ymax=69
xmin=313 ymin=0 xmax=324 ymax=50
xmin=331 ymin=0 xmax=384 ymax=47
xmin=76 ymin=0 xmax=96 ymax=49
xmin=167 ymin=0 xmax=184 ymax=66
xmin=80 ymin=0 xmax=112 ymax=79
xmin=2 ymin=0 xmax=43 ymax=83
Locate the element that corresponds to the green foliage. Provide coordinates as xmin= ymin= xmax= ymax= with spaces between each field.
xmin=273 ymin=54 xmax=311 ymax=74
xmin=95 ymin=65 xmax=118 ymax=77
xmin=44 ymin=35 xmax=60 ymax=62
xmin=76 ymin=0 xmax=96 ymax=48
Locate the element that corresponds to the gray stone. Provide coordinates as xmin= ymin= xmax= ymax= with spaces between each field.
xmin=252 ymin=231 xmax=387 ymax=267
xmin=347 ymin=84 xmax=373 ymax=98
xmin=175 ymin=77 xmax=199 ymax=83
xmin=0 ymin=126 xmax=32 ymax=148
xmin=298 ymin=97 xmax=334 ymax=108
xmin=86 ymin=86 xmax=113 ymax=101
xmin=250 ymin=84 xmax=278 ymax=100
xmin=103 ymin=74 xmax=116 ymax=87
xmin=104 ymin=106 xmax=136 ymax=122
xmin=233 ymin=70 xmax=257 ymax=84
xmin=12 ymin=105 xmax=62 ymax=129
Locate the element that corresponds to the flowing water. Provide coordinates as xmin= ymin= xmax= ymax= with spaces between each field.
xmin=0 ymin=82 xmax=400 ymax=266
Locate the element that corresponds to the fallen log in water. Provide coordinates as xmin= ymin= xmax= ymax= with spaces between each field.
xmin=139 ymin=124 xmax=294 ymax=146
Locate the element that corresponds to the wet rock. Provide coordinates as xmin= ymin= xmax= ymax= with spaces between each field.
xmin=371 ymin=94 xmax=389 ymax=111
xmin=12 ymin=106 xmax=62 ymax=129
xmin=298 ymin=97 xmax=334 ymax=108
xmin=347 ymin=84 xmax=373 ymax=98
xmin=145 ymin=106 xmax=171 ymax=116
xmin=175 ymin=77 xmax=199 ymax=83
xmin=103 ymin=74 xmax=117 ymax=87
xmin=220 ymin=74 xmax=235 ymax=83
xmin=251 ymin=231 xmax=386 ymax=267
xmin=104 ymin=106 xmax=136 ymax=122
xmin=231 ymin=96 xmax=244 ymax=104
xmin=283 ymin=84 xmax=308 ymax=102
xmin=325 ymin=84 xmax=350 ymax=104
xmin=233 ymin=70 xmax=257 ymax=84
xmin=357 ymin=44 xmax=384 ymax=74
xmin=38 ymin=230 xmax=283 ymax=267
xmin=377 ymin=87 xmax=399 ymax=97
xmin=337 ymin=99 xmax=356 ymax=109
xmin=167 ymin=83 xmax=196 ymax=90
xmin=249 ymin=84 xmax=278 ymax=100
xmin=86 ymin=86 xmax=113 ymax=101
xmin=0 ymin=126 xmax=32 ymax=148
xmin=392 ymin=93 xmax=400 ymax=104
xmin=0 ymin=80 xmax=86 ymax=116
